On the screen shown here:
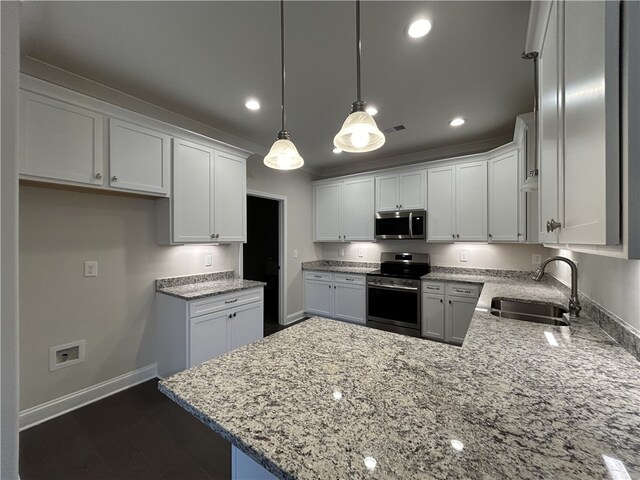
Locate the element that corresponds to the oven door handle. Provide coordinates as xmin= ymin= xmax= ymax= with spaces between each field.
xmin=368 ymin=284 xmax=418 ymax=292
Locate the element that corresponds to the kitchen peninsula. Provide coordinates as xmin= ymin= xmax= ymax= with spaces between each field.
xmin=160 ymin=274 xmax=640 ymax=479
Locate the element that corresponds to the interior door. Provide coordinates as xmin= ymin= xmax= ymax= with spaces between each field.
xmin=172 ymin=138 xmax=214 ymax=243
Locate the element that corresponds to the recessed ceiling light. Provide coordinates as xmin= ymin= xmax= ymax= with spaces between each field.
xmin=365 ymin=106 xmax=378 ymax=116
xmin=333 ymin=147 xmax=342 ymax=154
xmin=245 ymin=99 xmax=260 ymax=111
xmin=449 ymin=117 xmax=465 ymax=127
xmin=407 ymin=19 xmax=432 ymax=39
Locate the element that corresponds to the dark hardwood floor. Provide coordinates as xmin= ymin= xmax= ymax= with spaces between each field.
xmin=20 ymin=320 xmax=309 ymax=480
xmin=20 ymin=379 xmax=231 ymax=480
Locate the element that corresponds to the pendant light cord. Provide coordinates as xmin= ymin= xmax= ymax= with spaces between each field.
xmin=280 ymin=0 xmax=286 ymax=132
xmin=356 ymin=0 xmax=362 ymax=102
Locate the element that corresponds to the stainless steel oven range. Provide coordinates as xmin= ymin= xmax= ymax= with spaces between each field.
xmin=366 ymin=252 xmax=431 ymax=337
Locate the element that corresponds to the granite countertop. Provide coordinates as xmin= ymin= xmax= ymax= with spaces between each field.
xmin=156 ymin=270 xmax=266 ymax=301
xmin=302 ymin=260 xmax=380 ymax=275
xmin=159 ymin=274 xmax=640 ymax=479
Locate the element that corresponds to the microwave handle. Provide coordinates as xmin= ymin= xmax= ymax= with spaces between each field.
xmin=409 ymin=212 xmax=413 ymax=238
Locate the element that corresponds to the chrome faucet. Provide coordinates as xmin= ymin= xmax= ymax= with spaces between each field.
xmin=532 ymin=256 xmax=581 ymax=317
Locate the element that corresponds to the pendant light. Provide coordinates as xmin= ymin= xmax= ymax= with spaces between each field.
xmin=334 ymin=0 xmax=385 ymax=153
xmin=264 ymin=0 xmax=304 ymax=170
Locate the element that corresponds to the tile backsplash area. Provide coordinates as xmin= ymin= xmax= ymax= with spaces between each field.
xmin=322 ymin=241 xmax=551 ymax=272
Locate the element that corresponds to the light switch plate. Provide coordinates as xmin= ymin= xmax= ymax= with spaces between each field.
xmin=84 ymin=261 xmax=98 ymax=277
xmin=204 ymin=255 xmax=213 ymax=267
xmin=339 ymin=248 xmax=345 ymax=257
xmin=293 ymin=249 xmax=299 ymax=258
xmin=358 ymin=248 xmax=364 ymax=258
xmin=459 ymin=251 xmax=468 ymax=262
xmin=532 ymin=254 xmax=542 ymax=265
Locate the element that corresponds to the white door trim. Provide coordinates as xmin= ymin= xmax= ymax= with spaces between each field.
xmin=242 ymin=190 xmax=287 ymax=326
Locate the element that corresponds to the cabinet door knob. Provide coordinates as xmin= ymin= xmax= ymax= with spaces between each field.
xmin=546 ymin=219 xmax=562 ymax=232
xmin=440 ymin=299 xmax=443 ymax=303
xmin=488 ymin=234 xmax=492 ymax=238
xmin=456 ymin=234 xmax=460 ymax=238
xmin=334 ymin=285 xmax=336 ymax=289
xmin=449 ymin=300 xmax=452 ymax=304
xmin=95 ymin=173 xmax=102 ymax=179
xmin=211 ymin=234 xmax=216 ymax=239
xmin=111 ymin=176 xmax=118 ymax=183
xmin=216 ymin=234 xmax=220 ymax=239
xmin=233 ymin=312 xmax=237 ymax=318
xmin=228 ymin=314 xmax=232 ymax=319
xmin=399 ymin=204 xmax=403 ymax=209
xmin=452 ymin=234 xmax=455 ymax=239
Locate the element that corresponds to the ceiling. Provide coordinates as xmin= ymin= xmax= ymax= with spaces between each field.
xmin=20 ymin=1 xmax=533 ymax=176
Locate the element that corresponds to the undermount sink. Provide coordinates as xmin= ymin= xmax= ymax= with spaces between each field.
xmin=490 ymin=298 xmax=570 ymax=326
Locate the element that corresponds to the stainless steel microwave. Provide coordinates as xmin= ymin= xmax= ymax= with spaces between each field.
xmin=375 ymin=210 xmax=426 ymax=240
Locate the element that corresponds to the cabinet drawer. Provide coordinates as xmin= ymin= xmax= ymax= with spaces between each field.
xmin=334 ymin=274 xmax=365 ymax=286
xmin=189 ymin=288 xmax=263 ymax=318
xmin=445 ymin=284 xmax=480 ymax=298
xmin=422 ymin=282 xmax=444 ymax=294
xmin=304 ymin=271 xmax=333 ymax=282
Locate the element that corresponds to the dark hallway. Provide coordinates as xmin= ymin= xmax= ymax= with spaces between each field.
xmin=243 ymin=195 xmax=280 ymax=335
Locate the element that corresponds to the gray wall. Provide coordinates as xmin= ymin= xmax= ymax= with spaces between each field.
xmin=19 ymin=185 xmax=238 ymax=410
xmin=1 ymin=2 xmax=21 ymax=477
xmin=552 ymin=250 xmax=640 ymax=331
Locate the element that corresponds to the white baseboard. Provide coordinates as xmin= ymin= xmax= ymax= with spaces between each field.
xmin=19 ymin=363 xmax=158 ymax=431
xmin=285 ymin=310 xmax=305 ymax=325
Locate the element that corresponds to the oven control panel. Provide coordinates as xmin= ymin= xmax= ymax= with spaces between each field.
xmin=366 ymin=275 xmax=420 ymax=289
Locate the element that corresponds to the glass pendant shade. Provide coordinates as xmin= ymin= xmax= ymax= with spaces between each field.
xmin=263 ymin=137 xmax=304 ymax=170
xmin=333 ymin=111 xmax=385 ymax=153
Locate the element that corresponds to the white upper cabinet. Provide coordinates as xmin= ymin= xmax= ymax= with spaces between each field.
xmin=342 ymin=178 xmax=375 ymax=241
xmin=488 ymin=148 xmax=524 ymax=242
xmin=20 ymin=91 xmax=104 ymax=186
xmin=162 ymin=138 xmax=247 ymax=244
xmin=533 ymin=0 xmax=620 ymax=246
xmin=172 ymin=139 xmax=214 ymax=243
xmin=427 ymin=160 xmax=487 ymax=242
xmin=314 ymin=183 xmax=343 ymax=242
xmin=375 ymin=171 xmax=425 ymax=212
xmin=537 ymin=0 xmax=562 ymax=244
xmin=109 ymin=118 xmax=171 ymax=196
xmin=213 ymin=151 xmax=246 ymax=242
xmin=455 ymin=161 xmax=488 ymax=242
xmin=314 ymin=177 xmax=374 ymax=242
xmin=427 ymin=166 xmax=456 ymax=241
xmin=561 ymin=0 xmax=620 ymax=245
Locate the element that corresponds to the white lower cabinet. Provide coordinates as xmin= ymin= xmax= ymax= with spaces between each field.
xmin=303 ymin=271 xmax=366 ymax=325
xmin=421 ymin=282 xmax=480 ymax=345
xmin=157 ymin=287 xmax=264 ymax=377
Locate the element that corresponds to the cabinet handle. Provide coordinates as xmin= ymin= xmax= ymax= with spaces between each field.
xmin=488 ymin=234 xmax=492 ymax=238
xmin=440 ymin=299 xmax=443 ymax=303
xmin=449 ymin=300 xmax=452 ymax=304
xmin=456 ymin=234 xmax=460 ymax=238
xmin=399 ymin=204 xmax=403 ymax=208
xmin=211 ymin=234 xmax=216 ymax=239
xmin=314 ymin=275 xmax=323 ymax=278
xmin=216 ymin=234 xmax=220 ymax=239
xmin=111 ymin=176 xmax=118 ymax=183
xmin=228 ymin=314 xmax=232 ymax=319
xmin=343 ymin=235 xmax=347 ymax=240
xmin=95 ymin=173 xmax=102 ymax=179
xmin=426 ymin=286 xmax=439 ymax=290
xmin=225 ymin=298 xmax=238 ymax=304
xmin=334 ymin=285 xmax=337 ymax=289
xmin=547 ymin=219 xmax=562 ymax=233
xmin=455 ymin=289 xmax=471 ymax=294
xmin=233 ymin=313 xmax=237 ymax=318
xmin=452 ymin=234 xmax=455 ymax=239
xmin=345 ymin=278 xmax=354 ymax=281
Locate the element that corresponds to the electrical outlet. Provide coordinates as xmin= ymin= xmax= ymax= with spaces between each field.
xmin=532 ymin=254 xmax=542 ymax=265
xmin=339 ymin=248 xmax=345 ymax=257
xmin=293 ymin=249 xmax=299 ymax=258
xmin=84 ymin=261 xmax=98 ymax=277
xmin=459 ymin=251 xmax=469 ymax=262
xmin=358 ymin=248 xmax=364 ymax=258
xmin=204 ymin=255 xmax=213 ymax=267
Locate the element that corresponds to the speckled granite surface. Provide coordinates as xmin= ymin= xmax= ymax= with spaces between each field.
xmin=302 ymin=260 xmax=380 ymax=275
xmin=160 ymin=273 xmax=640 ymax=479
xmin=156 ymin=270 xmax=235 ymax=289
xmin=156 ymin=271 xmax=265 ymax=300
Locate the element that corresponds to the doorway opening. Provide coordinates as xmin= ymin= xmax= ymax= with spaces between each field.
xmin=242 ymin=192 xmax=286 ymax=336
